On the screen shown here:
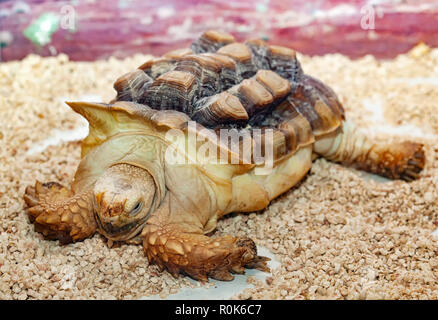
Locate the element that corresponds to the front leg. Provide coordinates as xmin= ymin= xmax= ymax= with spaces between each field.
xmin=23 ymin=181 xmax=97 ymax=244
xmin=141 ymin=195 xmax=270 ymax=282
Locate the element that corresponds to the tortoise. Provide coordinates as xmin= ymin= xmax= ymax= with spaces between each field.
xmin=23 ymin=30 xmax=426 ymax=282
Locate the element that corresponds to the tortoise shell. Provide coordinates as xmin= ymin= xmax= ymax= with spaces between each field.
xmin=111 ymin=30 xmax=345 ymax=164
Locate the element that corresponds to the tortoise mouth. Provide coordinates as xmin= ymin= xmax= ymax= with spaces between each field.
xmin=95 ymin=215 xmax=147 ymax=241
xmin=101 ymin=220 xmax=137 ymax=235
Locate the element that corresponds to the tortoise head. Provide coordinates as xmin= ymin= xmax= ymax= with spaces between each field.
xmin=93 ymin=163 xmax=156 ymax=241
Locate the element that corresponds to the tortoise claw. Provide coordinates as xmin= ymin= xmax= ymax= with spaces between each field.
xmin=23 ymin=186 xmax=38 ymax=207
xmin=143 ymin=227 xmax=270 ymax=282
xmin=245 ymin=256 xmax=271 ymax=273
xmin=209 ymin=269 xmax=235 ymax=281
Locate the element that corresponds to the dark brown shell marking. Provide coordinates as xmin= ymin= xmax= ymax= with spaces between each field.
xmin=191 ymin=30 xmax=236 ymax=54
xmin=112 ymin=30 xmax=345 ymax=162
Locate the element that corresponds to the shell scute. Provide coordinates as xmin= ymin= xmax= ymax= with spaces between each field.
xmin=246 ymin=39 xmax=303 ymax=82
xmin=138 ymin=57 xmax=174 ymax=79
xmin=113 ymin=70 xmax=153 ymax=102
xmin=288 ymin=79 xmax=341 ymax=136
xmin=217 ymin=43 xmax=256 ymax=79
xmin=142 ymin=71 xmax=198 ymax=113
xmin=163 ymin=48 xmax=194 ymax=60
xmin=238 ymin=78 xmax=274 ymax=113
xmin=191 ymin=30 xmax=236 ymax=54
xmin=105 ymin=31 xmax=345 ymax=165
xmin=255 ymin=70 xmax=290 ymax=100
xmin=192 ymin=92 xmax=248 ymax=127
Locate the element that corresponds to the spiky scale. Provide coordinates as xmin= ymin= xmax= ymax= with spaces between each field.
xmin=61 ymin=212 xmax=71 ymax=223
xmin=70 ymin=204 xmax=80 ymax=214
xmin=77 ymin=199 xmax=88 ymax=209
xmin=165 ymin=240 xmax=185 ymax=255
xmin=158 ymin=235 xmax=167 ymax=246
xmin=161 ymin=253 xmax=169 ymax=262
xmin=148 ymin=232 xmax=158 ymax=245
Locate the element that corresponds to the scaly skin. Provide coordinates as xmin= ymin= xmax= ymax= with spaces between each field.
xmin=23 ymin=182 xmax=96 ymax=244
xmin=314 ymin=121 xmax=426 ymax=181
xmin=141 ymin=194 xmax=270 ymax=282
xmin=352 ymin=141 xmax=425 ymax=181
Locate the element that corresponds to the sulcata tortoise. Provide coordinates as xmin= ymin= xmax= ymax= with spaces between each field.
xmin=24 ymin=30 xmax=426 ymax=281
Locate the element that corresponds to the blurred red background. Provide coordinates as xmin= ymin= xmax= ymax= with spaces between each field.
xmin=1 ymin=0 xmax=437 ymax=61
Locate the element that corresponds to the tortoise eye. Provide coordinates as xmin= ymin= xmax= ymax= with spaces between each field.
xmin=129 ymin=201 xmax=143 ymax=216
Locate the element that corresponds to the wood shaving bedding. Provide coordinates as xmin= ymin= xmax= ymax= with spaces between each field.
xmin=0 ymin=47 xmax=437 ymax=299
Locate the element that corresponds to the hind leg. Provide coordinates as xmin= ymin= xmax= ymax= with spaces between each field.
xmin=314 ymin=121 xmax=425 ymax=181
xmin=23 ymin=181 xmax=97 ymax=243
